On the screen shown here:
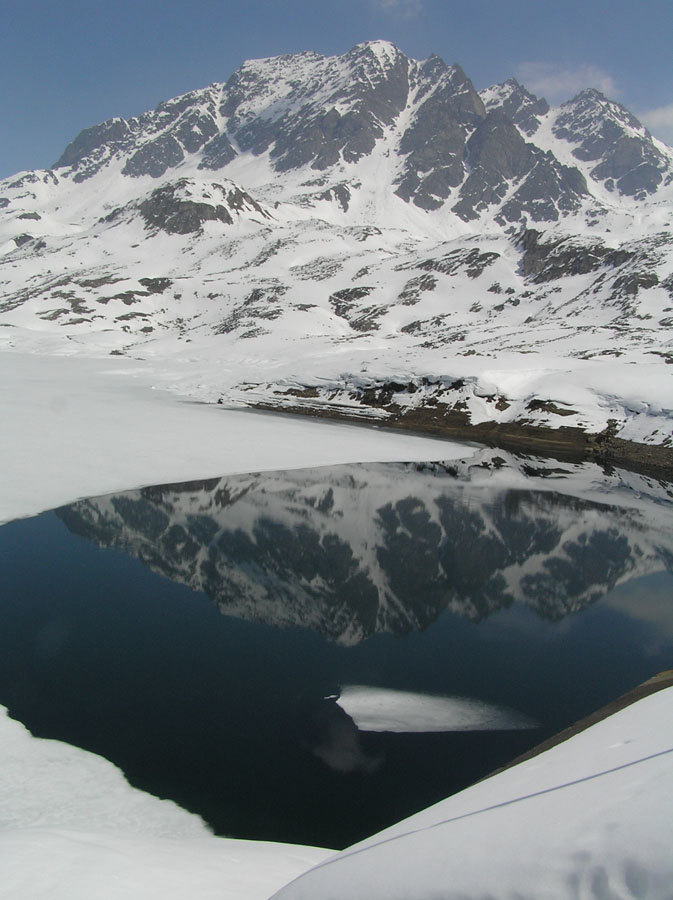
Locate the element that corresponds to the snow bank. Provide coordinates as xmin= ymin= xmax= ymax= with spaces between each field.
xmin=272 ymin=687 xmax=673 ymax=900
xmin=0 ymin=351 xmax=471 ymax=524
xmin=0 ymin=706 xmax=333 ymax=900
xmin=0 ymin=830 xmax=332 ymax=900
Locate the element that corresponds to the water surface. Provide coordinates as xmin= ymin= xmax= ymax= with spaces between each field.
xmin=1 ymin=451 xmax=671 ymax=848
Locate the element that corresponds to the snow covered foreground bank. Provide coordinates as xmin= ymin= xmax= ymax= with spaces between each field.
xmin=2 ymin=686 xmax=671 ymax=900
xmin=0 ymin=707 xmax=333 ymax=900
xmin=272 ymin=684 xmax=673 ymax=900
xmin=0 ymin=351 xmax=470 ymax=525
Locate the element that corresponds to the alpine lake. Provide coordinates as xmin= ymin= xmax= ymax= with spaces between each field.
xmin=1 ymin=449 xmax=672 ymax=849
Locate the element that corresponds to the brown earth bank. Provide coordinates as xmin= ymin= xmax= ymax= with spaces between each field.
xmin=245 ymin=398 xmax=673 ymax=481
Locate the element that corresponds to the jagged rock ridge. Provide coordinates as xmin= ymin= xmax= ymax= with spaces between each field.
xmin=48 ymin=42 xmax=672 ymax=215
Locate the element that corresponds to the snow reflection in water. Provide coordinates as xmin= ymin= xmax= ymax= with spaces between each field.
xmin=335 ymin=687 xmax=536 ymax=733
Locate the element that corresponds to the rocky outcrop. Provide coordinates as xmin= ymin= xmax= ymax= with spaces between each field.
xmin=135 ymin=178 xmax=270 ymax=234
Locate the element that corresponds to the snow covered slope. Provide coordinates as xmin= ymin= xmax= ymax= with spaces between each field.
xmin=0 ymin=41 xmax=671 ymax=457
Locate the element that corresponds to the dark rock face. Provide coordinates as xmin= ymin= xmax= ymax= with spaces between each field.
xmin=518 ymin=228 xmax=609 ymax=281
xmin=500 ymin=154 xmax=588 ymax=224
xmin=452 ymin=112 xmax=532 ymax=221
xmin=422 ymin=247 xmax=500 ymax=278
xmin=317 ymin=183 xmax=351 ymax=211
xmin=397 ymin=273 xmax=437 ymax=305
xmin=329 ymin=286 xmax=375 ymax=315
xmin=395 ymin=61 xmax=485 ymax=210
xmin=173 ymin=108 xmax=219 ymax=154
xmin=54 ymin=118 xmax=133 ymax=173
xmin=53 ymin=86 xmax=223 ymax=181
xmin=138 ymin=276 xmax=173 ymax=293
xmin=553 ymin=90 xmax=670 ymax=196
xmin=515 ymin=229 xmax=669 ymax=314
xmin=395 ymin=246 xmax=500 ymax=280
xmin=328 ymin=286 xmax=383 ymax=331
xmin=453 ymin=112 xmax=588 ymax=223
xmin=395 ymin=95 xmax=469 ymax=208
xmin=135 ymin=178 xmax=269 ymax=234
xmin=467 ymin=110 xmax=534 ymax=180
xmin=592 ymin=139 xmax=664 ymax=196
xmin=198 ymin=133 xmax=238 ymax=170
xmin=231 ymin=43 xmax=412 ymax=173
xmin=271 ymin=107 xmax=379 ymax=172
xmin=341 ymin=42 xmax=412 ymax=125
xmin=122 ymin=134 xmax=186 ymax=178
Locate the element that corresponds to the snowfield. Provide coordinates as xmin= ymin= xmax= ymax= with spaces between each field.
xmin=0 ymin=350 xmax=470 ymax=525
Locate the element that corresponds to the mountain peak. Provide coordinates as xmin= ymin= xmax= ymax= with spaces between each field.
xmin=567 ymin=87 xmax=608 ymax=105
xmin=480 ymin=77 xmax=549 ymax=137
xmin=560 ymin=88 xmax=640 ymax=127
xmin=350 ymin=39 xmax=403 ymax=61
xmin=553 ymin=87 xmax=672 ymax=196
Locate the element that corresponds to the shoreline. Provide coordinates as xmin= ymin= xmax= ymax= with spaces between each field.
xmin=248 ymin=399 xmax=673 ymax=481
xmin=481 ymin=669 xmax=673 ymax=782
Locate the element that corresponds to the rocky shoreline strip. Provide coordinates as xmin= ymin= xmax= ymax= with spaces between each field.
xmin=247 ymin=397 xmax=673 ymax=481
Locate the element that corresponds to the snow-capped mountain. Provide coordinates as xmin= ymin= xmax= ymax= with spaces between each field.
xmin=56 ymin=453 xmax=673 ymax=645
xmin=1 ymin=41 xmax=672 ymax=463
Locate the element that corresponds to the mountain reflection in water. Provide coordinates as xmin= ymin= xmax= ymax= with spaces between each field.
xmin=56 ymin=452 xmax=673 ymax=643
xmin=1 ymin=450 xmax=672 ymax=848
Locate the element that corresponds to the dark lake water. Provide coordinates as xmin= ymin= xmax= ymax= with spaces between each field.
xmin=1 ymin=451 xmax=672 ymax=848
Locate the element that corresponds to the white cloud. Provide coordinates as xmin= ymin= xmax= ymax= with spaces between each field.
xmin=604 ymin=574 xmax=673 ymax=653
xmin=372 ymin=0 xmax=423 ymax=17
xmin=639 ymin=103 xmax=673 ymax=147
xmin=515 ymin=61 xmax=618 ymax=105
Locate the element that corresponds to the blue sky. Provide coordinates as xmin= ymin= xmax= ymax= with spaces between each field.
xmin=1 ymin=0 xmax=671 ymax=179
